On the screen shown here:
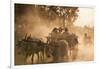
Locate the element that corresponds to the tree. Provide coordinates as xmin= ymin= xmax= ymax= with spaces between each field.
xmin=37 ymin=5 xmax=79 ymax=28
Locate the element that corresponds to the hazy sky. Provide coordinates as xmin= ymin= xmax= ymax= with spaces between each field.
xmin=74 ymin=7 xmax=94 ymax=27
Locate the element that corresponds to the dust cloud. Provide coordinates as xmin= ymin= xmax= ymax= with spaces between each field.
xmin=15 ymin=4 xmax=94 ymax=64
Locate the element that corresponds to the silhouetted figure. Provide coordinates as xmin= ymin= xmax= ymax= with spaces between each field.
xmin=57 ymin=27 xmax=63 ymax=40
xmin=62 ymin=28 xmax=78 ymax=61
xmin=83 ymin=33 xmax=92 ymax=46
xmin=47 ymin=27 xmax=69 ymax=62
